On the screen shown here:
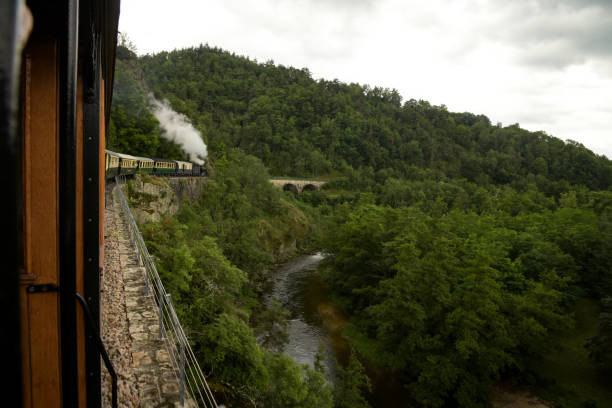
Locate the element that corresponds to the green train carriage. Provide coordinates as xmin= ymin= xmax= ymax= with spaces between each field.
xmin=152 ymin=158 xmax=178 ymax=175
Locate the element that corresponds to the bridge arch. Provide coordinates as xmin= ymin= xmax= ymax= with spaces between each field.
xmin=283 ymin=183 xmax=299 ymax=195
xmin=269 ymin=178 xmax=327 ymax=195
xmin=302 ymin=184 xmax=317 ymax=192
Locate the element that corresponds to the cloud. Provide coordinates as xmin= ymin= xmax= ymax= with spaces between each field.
xmin=216 ymin=0 xmax=372 ymax=63
xmin=298 ymin=0 xmax=375 ymax=10
xmin=489 ymin=0 xmax=612 ymax=70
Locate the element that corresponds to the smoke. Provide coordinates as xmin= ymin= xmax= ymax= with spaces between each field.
xmin=149 ymin=96 xmax=207 ymax=165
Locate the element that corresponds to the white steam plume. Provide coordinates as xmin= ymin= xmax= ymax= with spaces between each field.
xmin=149 ymin=96 xmax=207 ymax=165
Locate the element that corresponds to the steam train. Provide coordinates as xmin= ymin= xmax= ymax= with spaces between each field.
xmin=105 ymin=150 xmax=207 ymax=179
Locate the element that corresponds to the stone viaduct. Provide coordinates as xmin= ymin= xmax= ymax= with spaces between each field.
xmin=269 ymin=178 xmax=327 ymax=194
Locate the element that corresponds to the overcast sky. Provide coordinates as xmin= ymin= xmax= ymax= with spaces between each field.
xmin=119 ymin=0 xmax=612 ymax=158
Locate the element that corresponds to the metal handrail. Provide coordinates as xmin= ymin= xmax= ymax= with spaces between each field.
xmin=115 ymin=176 xmax=218 ymax=408
xmin=76 ymin=292 xmax=118 ymax=408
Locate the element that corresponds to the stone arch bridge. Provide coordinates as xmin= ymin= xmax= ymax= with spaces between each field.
xmin=269 ymin=178 xmax=327 ymax=194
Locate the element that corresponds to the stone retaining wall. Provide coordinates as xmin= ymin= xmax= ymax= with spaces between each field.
xmin=102 ymin=186 xmax=191 ymax=407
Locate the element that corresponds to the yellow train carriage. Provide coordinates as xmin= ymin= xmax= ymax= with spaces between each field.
xmin=105 ymin=150 xmax=121 ymax=179
xmin=114 ymin=152 xmax=139 ymax=176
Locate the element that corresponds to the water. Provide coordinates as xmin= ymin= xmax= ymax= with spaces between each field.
xmin=266 ymin=253 xmax=409 ymax=407
xmin=266 ymin=253 xmax=345 ymax=381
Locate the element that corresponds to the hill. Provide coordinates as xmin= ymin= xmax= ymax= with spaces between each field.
xmin=132 ymin=44 xmax=612 ymax=192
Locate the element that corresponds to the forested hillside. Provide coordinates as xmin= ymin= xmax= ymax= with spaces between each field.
xmin=137 ymin=45 xmax=611 ymax=190
xmin=110 ymin=41 xmax=612 ymax=407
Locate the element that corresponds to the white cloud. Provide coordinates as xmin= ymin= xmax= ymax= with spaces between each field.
xmin=119 ymin=0 xmax=612 ymax=158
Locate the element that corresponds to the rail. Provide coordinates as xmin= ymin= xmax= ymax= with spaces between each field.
xmin=115 ymin=176 xmax=218 ymax=408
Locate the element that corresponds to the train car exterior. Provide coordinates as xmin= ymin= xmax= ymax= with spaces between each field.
xmin=2 ymin=3 xmax=211 ymax=406
xmin=135 ymin=156 xmax=154 ymax=175
xmin=153 ymin=158 xmax=178 ymax=175
xmin=175 ymin=160 xmax=184 ymax=175
xmin=1 ymin=0 xmax=121 ymax=407
xmin=115 ymin=152 xmax=139 ymax=176
xmin=105 ymin=150 xmax=120 ymax=179
xmin=176 ymin=160 xmax=193 ymax=176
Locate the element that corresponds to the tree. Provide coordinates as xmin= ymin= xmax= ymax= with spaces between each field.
xmin=261 ymin=352 xmax=333 ymax=408
xmin=587 ymin=298 xmax=612 ymax=373
xmin=333 ymin=349 xmax=371 ymax=408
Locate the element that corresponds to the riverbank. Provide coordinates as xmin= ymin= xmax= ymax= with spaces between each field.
xmin=265 ymin=253 xmax=416 ymax=407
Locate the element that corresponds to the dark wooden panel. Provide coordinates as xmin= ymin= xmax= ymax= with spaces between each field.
xmin=21 ymin=34 xmax=62 ymax=407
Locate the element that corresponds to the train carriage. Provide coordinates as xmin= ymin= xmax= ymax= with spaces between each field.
xmin=175 ymin=161 xmax=185 ymax=175
xmin=114 ymin=152 xmax=139 ymax=176
xmin=105 ymin=150 xmax=121 ymax=179
xmin=152 ymin=158 xmax=178 ymax=175
xmin=176 ymin=160 xmax=193 ymax=176
xmin=134 ymin=156 xmax=154 ymax=175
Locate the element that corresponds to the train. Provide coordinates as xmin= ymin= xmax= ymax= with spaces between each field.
xmin=104 ymin=150 xmax=207 ymax=179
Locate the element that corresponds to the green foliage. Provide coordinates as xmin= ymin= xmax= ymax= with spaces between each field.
xmin=534 ymin=299 xmax=612 ymax=408
xmin=201 ymin=313 xmax=268 ymax=389
xmin=319 ymin=199 xmax=612 ymax=407
xmin=333 ymin=349 xmax=372 ymax=408
xmin=196 ymin=149 xmax=309 ymax=283
xmin=141 ymin=151 xmax=325 ymax=407
xmin=261 ymin=352 xmax=333 ymax=408
xmin=587 ymin=298 xmax=612 ymax=373
xmin=252 ymin=300 xmax=289 ymax=352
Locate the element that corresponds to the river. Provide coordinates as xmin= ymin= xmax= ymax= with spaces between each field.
xmin=266 ymin=253 xmax=347 ymax=381
xmin=267 ymin=253 xmax=410 ymax=408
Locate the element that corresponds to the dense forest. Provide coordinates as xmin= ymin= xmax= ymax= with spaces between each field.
xmin=110 ymin=39 xmax=612 ymax=408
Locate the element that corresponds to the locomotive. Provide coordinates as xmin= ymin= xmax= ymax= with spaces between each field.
xmin=104 ymin=150 xmax=207 ymax=179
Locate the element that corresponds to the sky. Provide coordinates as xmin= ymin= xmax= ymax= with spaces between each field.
xmin=119 ymin=0 xmax=612 ymax=158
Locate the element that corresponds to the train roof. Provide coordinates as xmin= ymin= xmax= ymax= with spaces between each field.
xmin=131 ymin=155 xmax=154 ymax=162
xmin=113 ymin=152 xmax=141 ymax=160
xmin=152 ymin=157 xmax=178 ymax=163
